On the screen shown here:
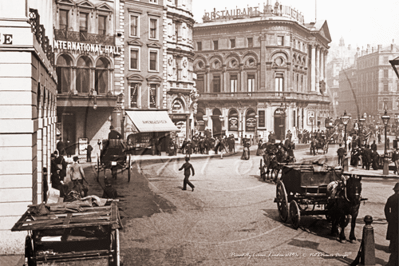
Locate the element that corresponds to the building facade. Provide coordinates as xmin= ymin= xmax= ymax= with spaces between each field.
xmin=164 ymin=0 xmax=197 ymax=144
xmin=54 ymin=0 xmax=123 ymax=157
xmin=0 ymin=0 xmax=57 ymax=253
xmin=193 ymin=2 xmax=331 ymax=141
xmin=338 ymin=44 xmax=399 ymax=124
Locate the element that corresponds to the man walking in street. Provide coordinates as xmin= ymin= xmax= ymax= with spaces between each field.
xmin=393 ymin=147 xmax=399 ymax=174
xmin=384 ymin=182 xmax=399 ymax=266
xmin=362 ymin=144 xmax=371 ymax=170
xmin=371 ymin=140 xmax=377 ymax=153
xmin=70 ymin=156 xmax=88 ymax=197
xmin=179 ymin=157 xmax=195 ymax=191
xmin=337 ymin=144 xmax=347 ymax=166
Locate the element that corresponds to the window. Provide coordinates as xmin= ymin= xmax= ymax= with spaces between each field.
xmin=230 ymin=74 xmax=238 ymax=92
xmin=149 ymin=50 xmax=158 ymax=71
xmin=95 ymin=58 xmax=109 ymax=94
xmin=230 ymin=39 xmax=235 ymax=48
xmin=213 ymin=40 xmax=218 ymax=50
xmin=248 ymin=74 xmax=255 ymax=92
xmin=79 ymin=13 xmax=88 ymax=33
xmin=275 ymin=73 xmax=284 ymax=91
xmin=130 ymin=48 xmax=139 ymax=70
xmin=149 ymin=0 xmax=158 ymax=3
xmin=76 ymin=56 xmax=92 ymax=94
xmin=212 ymin=75 xmax=220 ymax=92
xmin=59 ymin=10 xmax=69 ymax=31
xmin=56 ymin=55 xmax=72 ymax=94
xmin=98 ymin=15 xmax=106 ymax=35
xmin=384 ymin=69 xmax=389 ymax=78
xmin=150 ymin=18 xmax=157 ymax=39
xmin=258 ymin=110 xmax=265 ymax=127
xmin=130 ymin=15 xmax=138 ymax=37
xmin=197 ymin=42 xmax=202 ymax=51
xmin=384 ymin=83 xmax=389 ymax=92
xmin=197 ymin=74 xmax=204 ymax=93
xmin=247 ymin=37 xmax=253 ymax=48
xmin=130 ymin=83 xmax=139 ymax=108
xmin=149 ymin=84 xmax=157 ymax=108
xmin=277 ymin=36 xmax=284 ymax=46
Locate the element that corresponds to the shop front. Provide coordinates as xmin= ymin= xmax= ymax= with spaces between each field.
xmin=125 ymin=110 xmax=178 ymax=155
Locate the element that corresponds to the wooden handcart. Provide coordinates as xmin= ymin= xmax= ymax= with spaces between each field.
xmin=11 ymin=201 xmax=122 ymax=266
xmin=98 ymin=139 xmax=132 ymax=182
xmin=274 ymin=163 xmax=343 ymax=229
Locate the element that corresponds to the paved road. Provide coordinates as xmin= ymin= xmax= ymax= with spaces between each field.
xmin=84 ymin=146 xmax=398 ymax=266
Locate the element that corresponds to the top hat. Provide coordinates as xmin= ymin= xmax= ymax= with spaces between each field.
xmin=394 ymin=182 xmax=399 ymax=191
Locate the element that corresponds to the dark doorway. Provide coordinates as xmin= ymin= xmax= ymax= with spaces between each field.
xmin=62 ymin=113 xmax=76 ymax=156
xmin=212 ymin=108 xmax=222 ymax=138
xmin=274 ymin=108 xmax=286 ymax=141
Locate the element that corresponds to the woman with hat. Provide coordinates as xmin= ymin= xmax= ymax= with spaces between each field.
xmin=384 ymin=182 xmax=399 ymax=266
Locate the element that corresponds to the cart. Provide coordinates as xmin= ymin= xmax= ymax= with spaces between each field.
xmin=274 ymin=163 xmax=343 ymax=229
xmin=98 ymin=139 xmax=131 ymax=182
xmin=11 ymin=201 xmax=122 ymax=266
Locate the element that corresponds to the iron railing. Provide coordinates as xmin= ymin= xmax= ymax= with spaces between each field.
xmin=28 ymin=8 xmax=54 ymax=66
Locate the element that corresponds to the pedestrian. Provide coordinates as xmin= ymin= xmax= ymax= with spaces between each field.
xmin=70 ymin=156 xmax=88 ymax=197
xmin=57 ymin=137 xmax=65 ymax=156
xmin=108 ymin=125 xmax=122 ymax=140
xmin=102 ymin=178 xmax=118 ymax=199
xmin=337 ymin=143 xmax=347 ymax=166
xmin=371 ymin=140 xmax=377 ymax=152
xmin=384 ymin=182 xmax=399 ymax=266
xmin=179 ymin=156 xmax=195 ymax=191
xmin=393 ymin=147 xmax=399 ymax=174
xmin=85 ymin=144 xmax=93 ymax=162
xmin=362 ymin=144 xmax=371 ymax=170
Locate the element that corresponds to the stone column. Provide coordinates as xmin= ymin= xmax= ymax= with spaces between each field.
xmin=320 ymin=49 xmax=324 ymax=81
xmin=240 ymin=65 xmax=245 ymax=92
xmin=316 ymin=46 xmax=320 ymax=93
xmin=311 ymin=45 xmax=316 ymax=92
xmin=206 ymin=68 xmax=211 ymax=93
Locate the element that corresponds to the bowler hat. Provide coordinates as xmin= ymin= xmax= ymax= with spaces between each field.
xmin=394 ymin=182 xmax=399 ymax=191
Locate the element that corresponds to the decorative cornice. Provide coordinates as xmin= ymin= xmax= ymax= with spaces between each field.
xmin=147 ymin=41 xmax=162 ymax=49
xmin=127 ymin=39 xmax=143 ymax=46
xmin=127 ymin=73 xmax=144 ymax=82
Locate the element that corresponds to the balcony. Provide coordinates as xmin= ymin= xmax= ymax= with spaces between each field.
xmin=198 ymin=91 xmax=331 ymax=104
xmin=54 ymin=29 xmax=115 ymax=46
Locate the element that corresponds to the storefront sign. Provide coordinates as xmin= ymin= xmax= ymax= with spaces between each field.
xmin=53 ymin=40 xmax=121 ymax=55
xmin=275 ymin=108 xmax=285 ymax=116
xmin=246 ymin=117 xmax=257 ymax=131
xmin=78 ymin=138 xmax=88 ymax=155
xmin=142 ymin=120 xmax=168 ymax=124
xmin=171 ymin=114 xmax=187 ymax=120
xmin=229 ymin=116 xmax=238 ymax=131
xmin=258 ymin=110 xmax=265 ymax=128
xmin=204 ymin=6 xmax=261 ymax=21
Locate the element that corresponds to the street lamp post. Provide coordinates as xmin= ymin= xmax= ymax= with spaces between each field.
xmin=281 ymin=96 xmax=287 ymax=142
xmin=381 ymin=110 xmax=390 ymax=175
xmin=341 ymin=111 xmax=350 ymax=150
xmin=359 ymin=116 xmax=366 ymax=146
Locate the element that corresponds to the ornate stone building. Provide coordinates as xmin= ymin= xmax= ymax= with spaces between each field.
xmin=193 ymin=2 xmax=331 ymax=141
xmin=54 ymin=0 xmax=123 ymax=156
xmin=164 ymin=0 xmax=197 ymax=143
xmin=0 ymin=0 xmax=57 ymax=253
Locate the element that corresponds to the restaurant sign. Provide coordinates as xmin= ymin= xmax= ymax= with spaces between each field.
xmin=229 ymin=116 xmax=238 ymax=131
xmin=53 ymin=40 xmax=121 ymax=55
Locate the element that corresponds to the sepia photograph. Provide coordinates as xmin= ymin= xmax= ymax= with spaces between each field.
xmin=1 ymin=0 xmax=399 ymax=265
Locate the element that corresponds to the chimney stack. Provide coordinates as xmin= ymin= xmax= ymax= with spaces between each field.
xmin=372 ymin=47 xmax=375 ymax=53
xmin=391 ymin=44 xmax=395 ymax=52
xmin=348 ymin=44 xmax=351 ymax=50
xmin=378 ymin=45 xmax=382 ymax=52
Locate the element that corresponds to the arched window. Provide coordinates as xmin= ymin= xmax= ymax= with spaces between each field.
xmin=76 ymin=56 xmax=92 ymax=94
xmin=95 ymin=58 xmax=109 ymax=94
xmin=56 ymin=55 xmax=72 ymax=94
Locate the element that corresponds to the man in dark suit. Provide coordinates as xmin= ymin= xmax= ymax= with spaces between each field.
xmin=337 ymin=144 xmax=347 ymax=166
xmin=371 ymin=140 xmax=377 ymax=152
xmin=393 ymin=147 xmax=399 ymax=174
xmin=108 ymin=125 xmax=122 ymax=140
xmin=385 ymin=183 xmax=399 ymax=266
xmin=362 ymin=145 xmax=371 ymax=170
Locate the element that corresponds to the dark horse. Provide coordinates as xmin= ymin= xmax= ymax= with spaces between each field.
xmin=327 ymin=175 xmax=362 ymax=242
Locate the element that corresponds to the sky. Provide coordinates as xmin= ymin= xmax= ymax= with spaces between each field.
xmin=192 ymin=0 xmax=399 ymax=49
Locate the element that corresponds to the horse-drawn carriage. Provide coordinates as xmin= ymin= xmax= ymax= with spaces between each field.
xmin=98 ymin=139 xmax=131 ymax=182
xmin=274 ymin=163 xmax=365 ymax=241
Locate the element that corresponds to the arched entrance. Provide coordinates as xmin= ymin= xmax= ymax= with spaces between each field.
xmin=274 ymin=108 xmax=286 ymax=141
xmin=212 ymin=108 xmax=222 ymax=138
xmin=228 ymin=109 xmax=238 ymax=137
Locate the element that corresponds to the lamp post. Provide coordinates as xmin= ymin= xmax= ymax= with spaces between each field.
xmin=359 ymin=116 xmax=366 ymax=146
xmin=381 ymin=110 xmax=390 ymax=175
xmin=309 ymin=117 xmax=314 ymax=134
xmin=341 ymin=111 xmax=350 ymax=150
xmin=281 ymin=96 xmax=287 ymax=142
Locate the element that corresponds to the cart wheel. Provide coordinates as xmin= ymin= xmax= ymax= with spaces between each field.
xmin=290 ymin=200 xmax=301 ymax=229
xmin=276 ymin=181 xmax=289 ymax=222
xmin=25 ymin=235 xmax=36 ymax=266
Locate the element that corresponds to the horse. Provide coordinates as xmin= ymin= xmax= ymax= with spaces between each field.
xmin=327 ymin=175 xmax=363 ymax=242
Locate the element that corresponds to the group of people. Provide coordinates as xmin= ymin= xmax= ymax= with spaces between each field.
xmin=180 ymin=134 xmax=236 ymax=157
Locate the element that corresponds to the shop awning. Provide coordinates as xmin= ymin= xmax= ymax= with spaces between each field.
xmin=125 ymin=111 xmax=179 ymax=133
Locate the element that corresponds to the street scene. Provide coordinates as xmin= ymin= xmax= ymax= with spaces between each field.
xmin=2 ymin=0 xmax=399 ymax=265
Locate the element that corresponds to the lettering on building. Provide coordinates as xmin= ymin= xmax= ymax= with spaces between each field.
xmin=142 ymin=120 xmax=168 ymax=124
xmin=0 ymin=33 xmax=13 ymax=45
xmin=53 ymin=40 xmax=121 ymax=55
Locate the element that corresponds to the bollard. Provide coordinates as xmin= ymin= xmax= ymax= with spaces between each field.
xmin=358 ymin=215 xmax=376 ymax=266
